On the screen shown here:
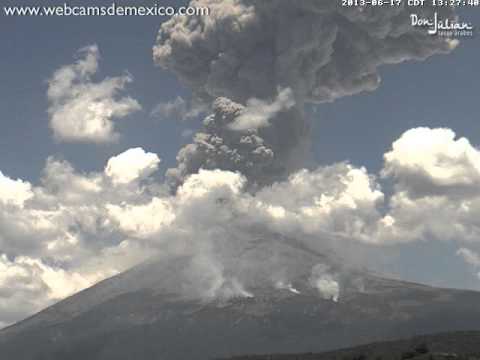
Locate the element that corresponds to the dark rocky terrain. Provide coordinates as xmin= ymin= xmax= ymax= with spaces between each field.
xmin=1 ymin=241 xmax=480 ymax=360
xmin=224 ymin=331 xmax=480 ymax=360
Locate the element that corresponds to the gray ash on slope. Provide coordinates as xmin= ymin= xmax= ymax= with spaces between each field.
xmin=2 ymin=239 xmax=480 ymax=360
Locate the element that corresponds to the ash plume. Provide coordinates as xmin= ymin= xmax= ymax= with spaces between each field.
xmin=146 ymin=0 xmax=460 ymax=300
xmin=165 ymin=94 xmax=306 ymax=188
xmin=154 ymin=0 xmax=456 ymax=185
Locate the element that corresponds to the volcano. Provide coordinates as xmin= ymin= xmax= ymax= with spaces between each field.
xmin=1 ymin=238 xmax=480 ymax=360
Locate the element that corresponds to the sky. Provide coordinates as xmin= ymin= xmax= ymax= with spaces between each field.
xmin=0 ymin=0 xmax=480 ymax=328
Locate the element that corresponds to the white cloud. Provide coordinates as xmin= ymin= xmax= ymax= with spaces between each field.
xmin=105 ymin=147 xmax=161 ymax=185
xmin=47 ymin=45 xmax=141 ymax=143
xmin=376 ymin=128 xmax=480 ymax=245
xmin=0 ymin=171 xmax=33 ymax=207
xmin=0 ymin=254 xmax=93 ymax=328
xmin=383 ymin=127 xmax=480 ymax=198
xmin=254 ymin=164 xmax=384 ymax=243
xmin=177 ymin=169 xmax=245 ymax=200
xmin=6 ymin=127 xmax=480 ymax=326
xmin=106 ymin=197 xmax=174 ymax=239
xmin=0 ymin=147 xmax=164 ymax=325
xmin=229 ymin=88 xmax=296 ymax=131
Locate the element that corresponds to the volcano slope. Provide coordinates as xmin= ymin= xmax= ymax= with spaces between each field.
xmin=225 ymin=331 xmax=480 ymax=360
xmin=1 ymin=241 xmax=480 ymax=360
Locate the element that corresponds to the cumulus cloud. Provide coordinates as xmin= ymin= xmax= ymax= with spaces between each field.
xmin=106 ymin=197 xmax=174 ymax=239
xmin=0 ymin=148 xmax=166 ymax=325
xmin=160 ymin=128 xmax=480 ymax=251
xmin=0 ymin=254 xmax=93 ymax=328
xmin=0 ymin=153 xmax=385 ymax=325
xmin=383 ymin=128 xmax=480 ymax=198
xmin=48 ymin=45 xmax=141 ymax=143
xmin=376 ymin=128 xmax=480 ymax=244
xmin=105 ymin=147 xmax=161 ymax=185
xmin=254 ymin=164 xmax=384 ymax=243
xmin=111 ymin=165 xmax=384 ymax=298
xmin=6 ymin=125 xmax=480 ymax=325
xmin=0 ymin=172 xmax=33 ymax=207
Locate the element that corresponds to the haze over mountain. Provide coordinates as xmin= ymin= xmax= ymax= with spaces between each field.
xmin=2 ymin=238 xmax=480 ymax=360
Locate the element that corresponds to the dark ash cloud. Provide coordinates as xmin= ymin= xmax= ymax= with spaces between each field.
xmin=154 ymin=0 xmax=456 ymax=186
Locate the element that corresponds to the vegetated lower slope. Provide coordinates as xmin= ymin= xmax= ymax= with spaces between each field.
xmin=224 ymin=331 xmax=480 ymax=360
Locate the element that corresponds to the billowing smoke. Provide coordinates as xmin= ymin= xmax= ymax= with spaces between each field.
xmin=154 ymin=0 xmax=456 ymax=185
xmin=154 ymin=0 xmax=455 ymax=104
xmin=309 ymin=264 xmax=340 ymax=302
xmin=166 ymin=94 xmax=304 ymax=188
xmin=146 ymin=0 xmax=460 ymax=302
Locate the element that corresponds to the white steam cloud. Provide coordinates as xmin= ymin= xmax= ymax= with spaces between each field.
xmin=309 ymin=264 xmax=340 ymax=302
xmin=229 ymin=88 xmax=296 ymax=131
